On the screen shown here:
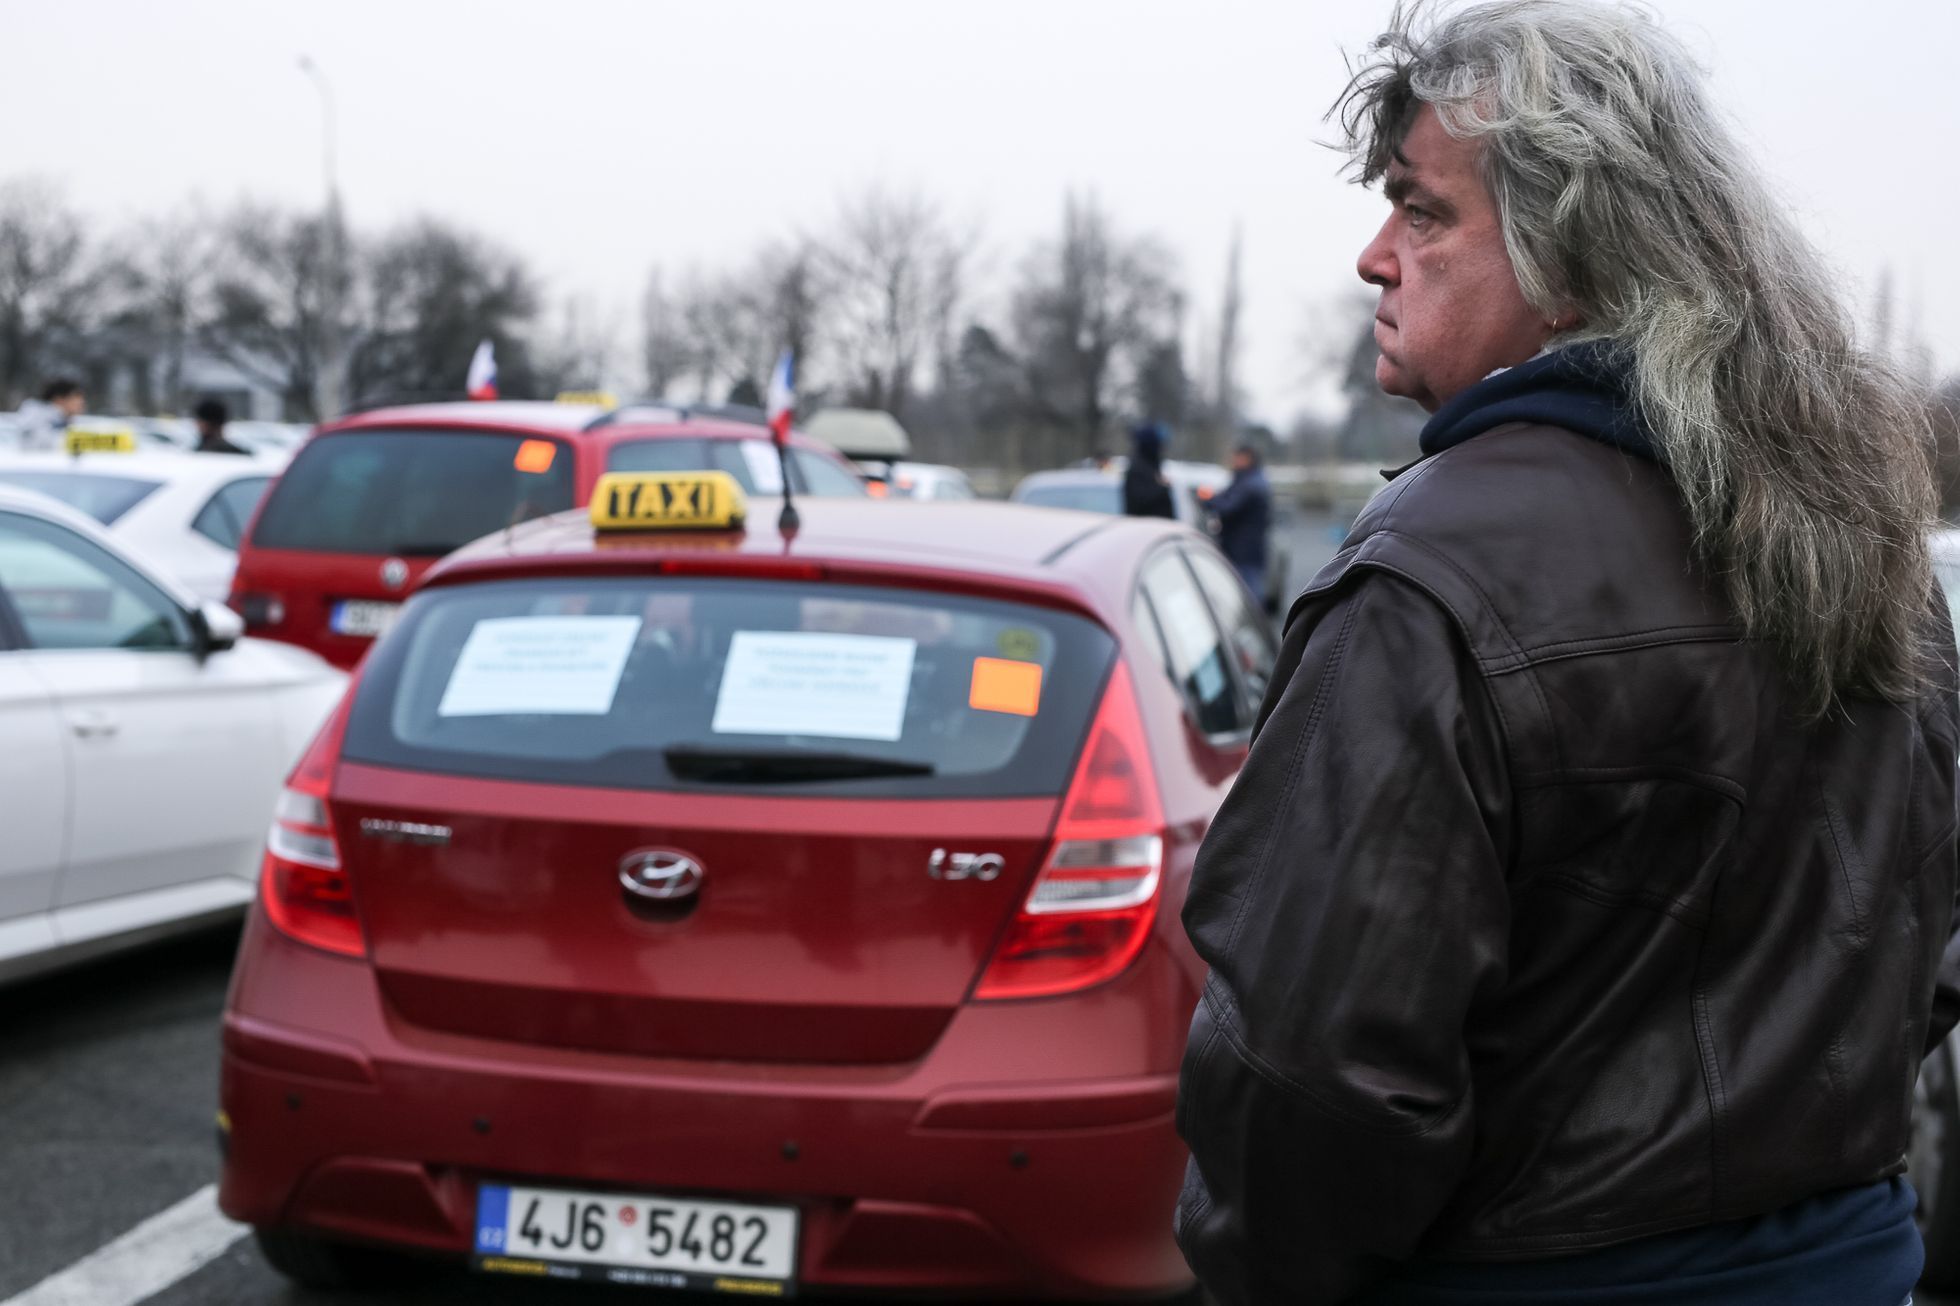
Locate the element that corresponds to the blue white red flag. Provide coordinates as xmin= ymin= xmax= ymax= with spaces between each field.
xmin=766 ymin=350 xmax=795 ymax=446
xmin=466 ymin=339 xmax=498 ymax=400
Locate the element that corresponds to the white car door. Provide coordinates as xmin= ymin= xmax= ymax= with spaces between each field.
xmin=0 ymin=637 xmax=67 ymax=971
xmin=0 ymin=508 xmax=283 ymax=946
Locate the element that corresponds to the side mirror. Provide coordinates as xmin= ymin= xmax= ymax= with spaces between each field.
xmin=189 ymin=600 xmax=245 ymax=660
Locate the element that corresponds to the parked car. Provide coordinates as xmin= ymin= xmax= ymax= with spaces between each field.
xmin=0 ymin=449 xmax=285 ymax=604
xmin=229 ymin=400 xmax=866 ymax=669
xmin=885 ymin=461 xmax=978 ymax=501
xmin=0 ymin=484 xmax=344 ymax=984
xmin=218 ymin=476 xmax=1275 ymax=1299
xmin=1011 ymin=459 xmax=1229 ymax=526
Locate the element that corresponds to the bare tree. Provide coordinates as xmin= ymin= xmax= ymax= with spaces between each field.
xmin=640 ymin=269 xmax=692 ymax=399
xmin=352 ymin=216 xmax=540 ymax=401
xmin=1212 ymin=225 xmax=1244 ymax=456
xmin=105 ymin=204 xmax=224 ymax=412
xmin=0 ymin=179 xmax=102 ymax=407
xmin=202 ymin=203 xmax=355 ymax=420
xmin=1010 ymin=193 xmax=1182 ymax=458
xmin=819 ymin=188 xmax=963 ymax=420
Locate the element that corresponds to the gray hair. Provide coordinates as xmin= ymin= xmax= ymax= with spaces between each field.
xmin=1337 ymin=0 xmax=1938 ymax=715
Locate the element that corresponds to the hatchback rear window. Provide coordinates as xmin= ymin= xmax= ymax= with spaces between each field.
xmin=344 ymin=576 xmax=1114 ymax=798
xmin=0 ymin=472 xmax=162 ymax=524
xmin=248 ymin=430 xmax=573 ymax=556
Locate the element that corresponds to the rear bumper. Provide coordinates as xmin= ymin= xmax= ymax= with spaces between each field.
xmin=218 ymin=910 xmax=1198 ymax=1299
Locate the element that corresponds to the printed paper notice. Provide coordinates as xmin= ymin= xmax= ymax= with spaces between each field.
xmin=437 ymin=616 xmax=642 ymax=717
xmin=740 ymin=441 xmax=785 ymax=494
xmin=712 ymin=632 xmax=916 ymax=741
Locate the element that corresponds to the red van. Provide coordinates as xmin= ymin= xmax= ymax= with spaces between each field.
xmin=218 ymin=472 xmax=1278 ymax=1299
xmin=230 ymin=401 xmax=866 ymax=668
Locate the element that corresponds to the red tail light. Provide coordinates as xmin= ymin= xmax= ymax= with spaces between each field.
xmin=975 ymin=660 xmax=1165 ymax=1000
xmin=260 ymin=696 xmax=364 ymax=958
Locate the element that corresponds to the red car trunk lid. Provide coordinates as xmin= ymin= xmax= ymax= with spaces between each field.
xmin=335 ymin=763 xmax=1059 ymax=1064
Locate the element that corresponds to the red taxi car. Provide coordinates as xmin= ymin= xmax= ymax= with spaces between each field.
xmin=229 ymin=400 xmax=866 ymax=669
xmin=218 ymin=469 xmax=1276 ymax=1299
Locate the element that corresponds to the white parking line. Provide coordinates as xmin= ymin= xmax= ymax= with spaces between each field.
xmin=0 ymin=1184 xmax=247 ymax=1306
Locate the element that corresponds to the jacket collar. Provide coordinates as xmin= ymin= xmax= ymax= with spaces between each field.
xmin=1417 ymin=340 xmax=1655 ymax=464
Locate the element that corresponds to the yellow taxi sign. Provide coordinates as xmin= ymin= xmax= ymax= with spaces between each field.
xmin=590 ymin=471 xmax=747 ymax=532
xmin=555 ymin=390 xmax=618 ymax=409
xmin=64 ymin=423 xmax=137 ymax=455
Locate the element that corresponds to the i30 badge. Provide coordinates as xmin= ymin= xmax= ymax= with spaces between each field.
xmin=379 ymin=557 xmax=409 ymax=590
xmin=619 ymin=850 xmax=704 ymax=902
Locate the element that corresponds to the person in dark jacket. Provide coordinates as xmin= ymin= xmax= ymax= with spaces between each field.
xmin=192 ymin=398 xmax=250 ymax=455
xmin=1205 ymin=443 xmax=1271 ymax=596
xmin=1173 ymin=5 xmax=1958 ymax=1306
xmin=1122 ymin=421 xmax=1174 ymax=518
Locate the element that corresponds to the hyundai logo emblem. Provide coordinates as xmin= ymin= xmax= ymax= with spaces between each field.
xmin=379 ymin=557 xmax=409 ymax=590
xmin=618 ymin=849 xmax=704 ymax=902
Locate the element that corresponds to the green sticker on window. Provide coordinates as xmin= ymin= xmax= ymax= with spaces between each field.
xmin=997 ymin=628 xmax=1040 ymax=661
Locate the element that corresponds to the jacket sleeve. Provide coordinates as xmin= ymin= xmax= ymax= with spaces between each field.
xmin=1174 ymin=570 xmax=1512 ymax=1305
xmin=1207 ymin=477 xmax=1250 ymax=521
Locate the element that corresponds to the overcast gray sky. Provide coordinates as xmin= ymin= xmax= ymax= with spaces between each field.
xmin=3 ymin=0 xmax=1952 ymax=423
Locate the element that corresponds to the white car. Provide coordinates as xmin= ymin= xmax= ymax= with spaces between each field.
xmin=0 ymin=449 xmax=286 ymax=603
xmin=0 ymin=484 xmax=346 ymax=983
xmin=885 ymin=461 xmax=978 ymax=501
xmin=1010 ymin=458 xmax=1230 ymax=526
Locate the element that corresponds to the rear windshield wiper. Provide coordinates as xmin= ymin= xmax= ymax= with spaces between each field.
xmin=388 ymin=541 xmax=467 ymax=556
xmin=662 ymin=744 xmax=936 ymax=783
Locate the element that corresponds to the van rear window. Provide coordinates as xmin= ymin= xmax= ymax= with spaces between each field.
xmin=248 ymin=430 xmax=573 ymax=556
xmin=343 ymin=576 xmax=1114 ymax=798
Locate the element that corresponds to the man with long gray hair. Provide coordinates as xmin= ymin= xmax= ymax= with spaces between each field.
xmin=1173 ymin=3 xmax=1959 ymax=1302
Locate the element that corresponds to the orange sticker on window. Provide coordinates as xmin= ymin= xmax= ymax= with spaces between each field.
xmin=513 ymin=439 xmax=557 ymax=474
xmin=970 ymin=657 xmax=1043 ymax=717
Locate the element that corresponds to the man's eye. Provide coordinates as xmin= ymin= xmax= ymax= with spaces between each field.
xmin=1405 ymin=206 xmax=1431 ymax=228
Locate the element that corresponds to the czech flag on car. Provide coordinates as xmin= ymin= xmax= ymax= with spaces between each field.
xmin=467 ymin=339 xmax=498 ymax=401
xmin=766 ymin=350 xmax=794 ymax=446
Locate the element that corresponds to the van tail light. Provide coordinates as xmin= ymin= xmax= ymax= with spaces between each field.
xmin=975 ymin=660 xmax=1165 ymax=1000
xmin=259 ymin=696 xmax=364 ymax=958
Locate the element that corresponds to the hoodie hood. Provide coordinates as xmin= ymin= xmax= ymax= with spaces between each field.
xmin=1419 ymin=340 xmax=1655 ymax=463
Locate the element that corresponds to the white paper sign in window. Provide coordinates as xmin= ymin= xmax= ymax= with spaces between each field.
xmin=437 ymin=615 xmax=642 ymax=717
xmin=740 ymin=441 xmax=785 ymax=494
xmin=712 ymin=632 xmax=916 ymax=742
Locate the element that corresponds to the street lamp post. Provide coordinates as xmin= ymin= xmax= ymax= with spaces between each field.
xmin=298 ymin=55 xmax=348 ymax=420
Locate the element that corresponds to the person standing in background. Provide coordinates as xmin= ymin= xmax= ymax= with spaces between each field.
xmin=15 ymin=378 xmax=85 ymax=451
xmin=1206 ymin=443 xmax=1272 ymax=597
xmin=1123 ymin=421 xmax=1174 ymax=518
xmin=192 ymin=398 xmax=250 ymax=455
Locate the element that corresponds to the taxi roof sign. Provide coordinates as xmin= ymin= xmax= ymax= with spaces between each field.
xmin=65 ymin=422 xmax=137 ymax=455
xmin=590 ymin=470 xmax=746 ymax=533
xmin=555 ymin=390 xmax=618 ymax=409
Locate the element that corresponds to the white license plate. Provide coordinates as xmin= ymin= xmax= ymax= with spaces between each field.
xmin=329 ymin=599 xmax=400 ymax=638
xmin=473 ymin=1182 xmax=798 ymax=1295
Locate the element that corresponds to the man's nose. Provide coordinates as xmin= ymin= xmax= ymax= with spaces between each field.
xmin=1357 ymin=216 xmax=1398 ymax=288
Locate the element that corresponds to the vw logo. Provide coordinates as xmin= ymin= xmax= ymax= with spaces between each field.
xmin=379 ymin=557 xmax=409 ymax=590
xmin=618 ymin=849 xmax=704 ymax=902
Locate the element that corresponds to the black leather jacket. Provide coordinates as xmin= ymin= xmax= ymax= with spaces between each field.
xmin=1174 ymin=424 xmax=1960 ymax=1304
